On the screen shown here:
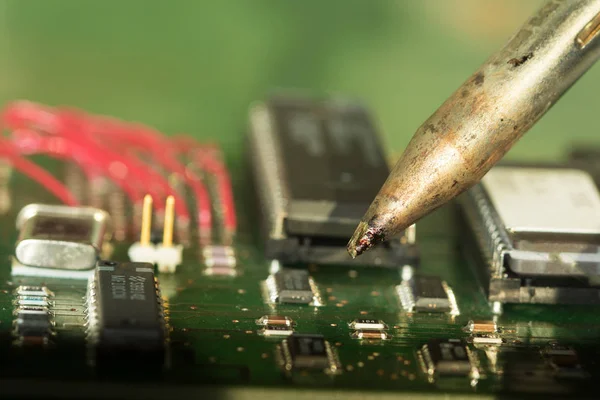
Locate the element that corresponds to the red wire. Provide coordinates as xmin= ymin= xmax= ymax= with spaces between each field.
xmin=191 ymin=146 xmax=237 ymax=234
xmin=10 ymin=129 xmax=145 ymax=206
xmin=0 ymin=140 xmax=78 ymax=206
xmin=58 ymin=109 xmax=190 ymax=221
xmin=172 ymin=137 xmax=237 ymax=238
xmin=90 ymin=117 xmax=212 ymax=239
xmin=1 ymin=101 xmax=232 ymax=237
xmin=2 ymin=103 xmax=192 ymax=221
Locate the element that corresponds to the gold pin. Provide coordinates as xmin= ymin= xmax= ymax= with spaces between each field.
xmin=163 ymin=195 xmax=175 ymax=247
xmin=140 ymin=194 xmax=153 ymax=246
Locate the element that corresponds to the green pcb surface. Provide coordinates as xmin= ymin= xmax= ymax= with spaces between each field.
xmin=2 ymin=1 xmax=600 ymax=399
xmin=0 ymin=158 xmax=600 ymax=400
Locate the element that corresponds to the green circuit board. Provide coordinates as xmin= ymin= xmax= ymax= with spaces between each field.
xmin=1 ymin=157 xmax=600 ymax=399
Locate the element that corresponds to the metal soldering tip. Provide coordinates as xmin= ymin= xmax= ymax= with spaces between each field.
xmin=347 ymin=220 xmax=388 ymax=258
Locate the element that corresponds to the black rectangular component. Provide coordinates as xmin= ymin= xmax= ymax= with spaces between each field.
xmin=272 ymin=98 xmax=388 ymax=209
xmin=266 ymin=268 xmax=318 ymax=305
xmin=413 ymin=276 xmax=451 ymax=312
xmin=15 ymin=308 xmax=50 ymax=337
xmin=86 ymin=260 xmax=167 ymax=369
xmin=422 ymin=339 xmax=472 ymax=377
xmin=248 ymin=93 xmax=418 ymax=267
xmin=543 ymin=345 xmax=589 ymax=380
xmin=287 ymin=334 xmax=329 ymax=369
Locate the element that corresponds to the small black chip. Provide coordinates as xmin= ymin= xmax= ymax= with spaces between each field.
xmin=15 ymin=307 xmax=51 ymax=337
xmin=286 ymin=334 xmax=330 ymax=369
xmin=543 ymin=345 xmax=589 ymax=380
xmin=266 ymin=268 xmax=319 ymax=304
xmin=397 ymin=275 xmax=459 ymax=314
xmin=413 ymin=276 xmax=451 ymax=312
xmin=421 ymin=339 xmax=472 ymax=377
xmin=86 ymin=260 xmax=167 ymax=369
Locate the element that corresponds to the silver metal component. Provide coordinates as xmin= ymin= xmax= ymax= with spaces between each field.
xmin=11 ymin=257 xmax=96 ymax=280
xmin=15 ymin=204 xmax=112 ymax=270
xmin=492 ymin=302 xmax=503 ymax=315
xmin=349 ymin=0 xmax=600 ymax=257
xmin=248 ymin=103 xmax=289 ymax=241
xmin=482 ymin=168 xmax=600 ymax=235
xmin=472 ymin=336 xmax=503 ymax=345
xmin=461 ymin=166 xmax=600 ymax=305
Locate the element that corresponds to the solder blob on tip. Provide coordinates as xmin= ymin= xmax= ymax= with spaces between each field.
xmin=347 ymin=221 xmax=376 ymax=259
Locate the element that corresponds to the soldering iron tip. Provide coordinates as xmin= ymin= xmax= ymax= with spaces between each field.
xmin=347 ymin=221 xmax=383 ymax=259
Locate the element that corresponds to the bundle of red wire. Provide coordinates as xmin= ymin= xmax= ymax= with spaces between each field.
xmin=0 ymin=100 xmax=236 ymax=246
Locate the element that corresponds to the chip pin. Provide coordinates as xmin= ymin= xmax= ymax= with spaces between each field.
xmin=140 ymin=194 xmax=153 ymax=246
xmin=162 ymin=195 xmax=175 ymax=247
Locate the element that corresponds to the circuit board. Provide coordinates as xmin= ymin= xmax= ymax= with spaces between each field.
xmin=0 ymin=99 xmax=599 ymax=400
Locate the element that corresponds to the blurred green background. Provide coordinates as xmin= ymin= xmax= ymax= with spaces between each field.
xmin=0 ymin=0 xmax=598 ymax=165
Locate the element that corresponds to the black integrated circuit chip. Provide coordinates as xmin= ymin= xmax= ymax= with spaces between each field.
xmin=86 ymin=260 xmax=167 ymax=369
xmin=248 ymin=94 xmax=418 ymax=267
xmin=286 ymin=334 xmax=330 ymax=369
xmin=412 ymin=276 xmax=451 ymax=312
xmin=268 ymin=269 xmax=315 ymax=304
xmin=421 ymin=339 xmax=472 ymax=377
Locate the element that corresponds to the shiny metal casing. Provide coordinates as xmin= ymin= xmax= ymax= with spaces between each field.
xmin=15 ymin=204 xmax=111 ymax=270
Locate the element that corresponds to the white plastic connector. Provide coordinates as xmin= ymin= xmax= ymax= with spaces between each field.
xmin=128 ymin=242 xmax=157 ymax=264
xmin=127 ymin=243 xmax=183 ymax=273
xmin=128 ymin=194 xmax=183 ymax=273
xmin=155 ymin=244 xmax=183 ymax=273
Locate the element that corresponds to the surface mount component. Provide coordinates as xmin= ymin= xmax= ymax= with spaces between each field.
xmin=466 ymin=320 xmax=497 ymax=334
xmin=257 ymin=315 xmax=295 ymax=336
xmin=419 ymin=339 xmax=477 ymax=382
xmin=350 ymin=330 xmax=390 ymax=340
xmin=248 ymin=94 xmax=418 ymax=267
xmin=279 ymin=333 xmax=340 ymax=374
xmin=203 ymin=245 xmax=237 ymax=276
xmin=14 ymin=307 xmax=51 ymax=337
xmin=259 ymin=325 xmax=294 ymax=337
xmin=12 ymin=286 xmax=54 ymax=346
xmin=86 ymin=260 xmax=168 ymax=369
xmin=349 ymin=318 xmax=390 ymax=340
xmin=460 ymin=166 xmax=600 ymax=306
xmin=396 ymin=275 xmax=459 ymax=315
xmin=15 ymin=204 xmax=111 ymax=270
xmin=266 ymin=268 xmax=321 ymax=305
xmin=348 ymin=318 xmax=387 ymax=330
xmin=257 ymin=315 xmax=295 ymax=327
xmin=542 ymin=345 xmax=589 ymax=380
xmin=465 ymin=320 xmax=502 ymax=345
